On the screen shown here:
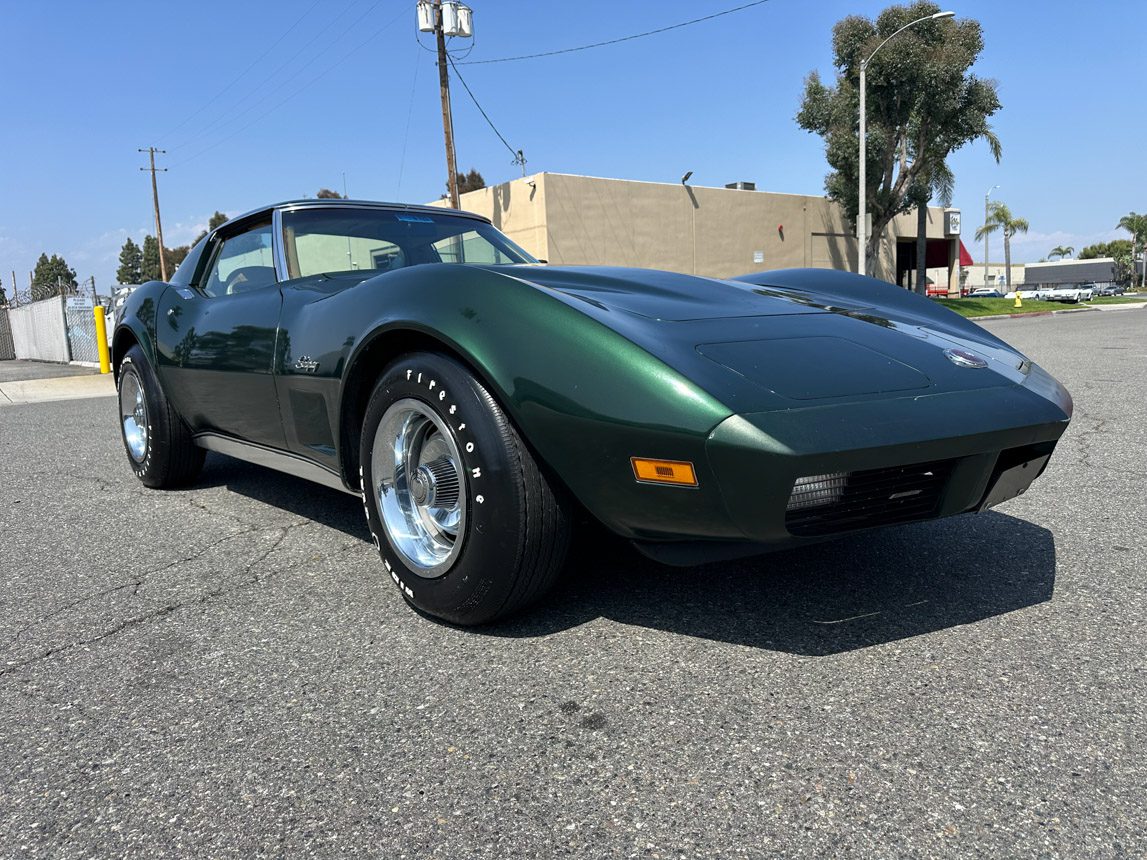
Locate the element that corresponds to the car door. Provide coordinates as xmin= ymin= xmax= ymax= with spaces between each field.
xmin=158 ymin=219 xmax=287 ymax=449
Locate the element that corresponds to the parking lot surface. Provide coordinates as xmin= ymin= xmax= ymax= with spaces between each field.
xmin=1 ymin=310 xmax=1144 ymax=858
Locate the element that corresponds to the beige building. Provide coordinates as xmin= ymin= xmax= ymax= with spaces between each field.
xmin=434 ymin=172 xmax=963 ymax=293
xmin=962 ymin=262 xmax=1026 ymax=290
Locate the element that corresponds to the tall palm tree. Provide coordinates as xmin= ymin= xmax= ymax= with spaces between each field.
xmin=976 ymin=201 xmax=1029 ymax=287
xmin=908 ymin=125 xmax=1000 ymax=297
xmin=1049 ymin=245 xmax=1074 ymax=260
xmin=909 ymin=159 xmax=955 ymax=295
xmin=1117 ymin=212 xmax=1147 ymax=288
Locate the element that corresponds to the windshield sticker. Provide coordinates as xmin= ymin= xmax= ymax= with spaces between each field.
xmin=396 ymin=214 xmax=434 ymax=223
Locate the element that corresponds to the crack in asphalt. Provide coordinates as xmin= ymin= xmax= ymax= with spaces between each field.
xmin=4 ymin=527 xmax=259 ymax=648
xmin=0 ymin=521 xmax=324 ymax=680
xmin=62 ymin=472 xmax=124 ymax=494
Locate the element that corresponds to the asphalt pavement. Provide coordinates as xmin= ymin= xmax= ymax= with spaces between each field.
xmin=0 ymin=310 xmax=1144 ymax=858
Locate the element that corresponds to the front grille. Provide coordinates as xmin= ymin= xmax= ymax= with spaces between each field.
xmin=785 ymin=459 xmax=955 ymax=537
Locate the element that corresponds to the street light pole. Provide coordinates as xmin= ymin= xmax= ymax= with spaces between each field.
xmin=857 ymin=10 xmax=954 ymax=278
xmin=984 ymin=184 xmax=998 ymax=288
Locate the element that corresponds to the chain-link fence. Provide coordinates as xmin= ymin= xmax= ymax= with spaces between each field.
xmin=0 ymin=310 xmax=15 ymax=360
xmin=64 ymin=298 xmax=101 ymax=364
xmin=8 ymin=296 xmax=70 ymax=362
xmin=3 ymin=295 xmax=110 ymax=365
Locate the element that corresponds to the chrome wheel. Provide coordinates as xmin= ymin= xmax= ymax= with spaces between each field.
xmin=119 ymin=370 xmax=149 ymax=462
xmin=372 ymin=398 xmax=466 ymax=578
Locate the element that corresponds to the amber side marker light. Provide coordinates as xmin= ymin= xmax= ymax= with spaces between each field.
xmin=631 ymin=458 xmax=699 ymax=487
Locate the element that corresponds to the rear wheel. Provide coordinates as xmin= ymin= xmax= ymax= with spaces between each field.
xmin=360 ymin=352 xmax=570 ymax=625
xmin=117 ymin=345 xmax=204 ymax=488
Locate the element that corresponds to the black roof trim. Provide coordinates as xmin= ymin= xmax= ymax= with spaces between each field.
xmin=217 ymin=199 xmax=491 ymax=236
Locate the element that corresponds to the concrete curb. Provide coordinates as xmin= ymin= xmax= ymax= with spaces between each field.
xmin=0 ymin=374 xmax=116 ymax=405
xmin=968 ymin=307 xmax=1101 ymax=322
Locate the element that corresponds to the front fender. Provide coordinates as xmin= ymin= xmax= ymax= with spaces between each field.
xmin=322 ymin=266 xmax=738 ymax=539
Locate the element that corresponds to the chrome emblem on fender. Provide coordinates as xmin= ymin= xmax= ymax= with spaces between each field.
xmin=944 ymin=348 xmax=988 ymax=369
xmin=295 ymin=356 xmax=319 ymax=373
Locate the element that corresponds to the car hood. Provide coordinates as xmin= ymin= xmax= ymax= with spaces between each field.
xmin=508 ymin=265 xmax=835 ymax=321
xmin=496 ymin=265 xmax=1039 ymax=414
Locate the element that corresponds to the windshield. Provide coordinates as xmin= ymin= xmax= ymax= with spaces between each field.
xmin=281 ymin=207 xmax=535 ymax=279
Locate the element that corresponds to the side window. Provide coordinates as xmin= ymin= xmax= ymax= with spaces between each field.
xmin=431 ymin=230 xmax=517 ymax=265
xmin=201 ymin=223 xmax=277 ymax=297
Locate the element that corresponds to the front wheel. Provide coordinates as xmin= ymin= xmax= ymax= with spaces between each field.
xmin=117 ymin=345 xmax=205 ymax=488
xmin=360 ymin=352 xmax=571 ymax=625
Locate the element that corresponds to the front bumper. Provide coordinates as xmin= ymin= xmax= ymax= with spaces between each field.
xmin=626 ymin=367 xmax=1071 ymax=562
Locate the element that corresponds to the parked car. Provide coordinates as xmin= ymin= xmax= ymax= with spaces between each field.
xmin=112 ymin=199 xmax=1073 ymax=625
xmin=1095 ymin=284 xmax=1125 ymax=296
xmin=1003 ymin=290 xmax=1048 ymax=301
xmin=1047 ymin=283 xmax=1094 ymax=303
xmin=968 ymin=288 xmax=1005 ymax=298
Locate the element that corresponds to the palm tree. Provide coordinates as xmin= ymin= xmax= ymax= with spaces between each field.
xmin=1117 ymin=212 xmax=1147 ymax=288
xmin=976 ymin=201 xmax=1029 ymax=287
xmin=1049 ymin=245 xmax=1074 ymax=260
xmin=910 ymin=159 xmax=955 ymax=296
xmin=909 ymin=126 xmax=1001 ymax=297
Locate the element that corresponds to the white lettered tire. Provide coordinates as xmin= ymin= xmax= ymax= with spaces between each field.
xmin=117 ymin=345 xmax=204 ymax=488
xmin=360 ymin=352 xmax=571 ymax=624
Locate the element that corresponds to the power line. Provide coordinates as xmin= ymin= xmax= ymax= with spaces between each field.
xmin=157 ymin=0 xmax=323 ymax=145
xmin=167 ymin=0 xmax=383 ymax=153
xmin=446 ymin=54 xmax=519 ymax=163
xmin=396 ymin=41 xmax=423 ymax=198
xmin=170 ymin=5 xmax=407 ymax=169
xmin=458 ymin=0 xmax=773 ymax=65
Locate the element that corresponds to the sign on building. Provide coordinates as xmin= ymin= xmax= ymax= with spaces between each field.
xmin=944 ymin=210 xmax=961 ymax=236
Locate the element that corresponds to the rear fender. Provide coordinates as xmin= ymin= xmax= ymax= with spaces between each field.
xmin=111 ymin=281 xmax=168 ymax=378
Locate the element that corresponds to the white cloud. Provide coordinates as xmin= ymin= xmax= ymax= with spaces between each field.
xmin=69 ymin=228 xmax=134 ymax=268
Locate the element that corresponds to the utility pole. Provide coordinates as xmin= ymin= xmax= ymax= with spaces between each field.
xmin=139 ymin=147 xmax=169 ymax=281
xmin=435 ymin=0 xmax=460 ymax=209
xmin=419 ymin=1 xmax=473 ymax=208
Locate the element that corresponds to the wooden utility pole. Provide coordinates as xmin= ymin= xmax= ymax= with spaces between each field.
xmin=139 ymin=147 xmax=169 ymax=281
xmin=435 ymin=0 xmax=460 ymax=209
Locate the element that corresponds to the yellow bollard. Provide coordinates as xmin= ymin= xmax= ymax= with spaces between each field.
xmin=1013 ymin=293 xmax=1023 ymax=309
xmin=93 ymin=306 xmax=111 ymax=374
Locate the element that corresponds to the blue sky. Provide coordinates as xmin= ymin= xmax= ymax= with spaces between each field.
xmin=1 ymin=0 xmax=1143 ymax=294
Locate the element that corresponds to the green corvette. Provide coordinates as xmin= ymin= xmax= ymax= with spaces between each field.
xmin=113 ymin=199 xmax=1072 ymax=624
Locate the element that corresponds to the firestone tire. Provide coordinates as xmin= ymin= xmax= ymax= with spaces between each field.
xmin=360 ymin=352 xmax=571 ymax=625
xmin=117 ymin=345 xmax=205 ymax=488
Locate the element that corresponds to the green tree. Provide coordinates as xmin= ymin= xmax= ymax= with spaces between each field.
xmin=141 ymin=235 xmax=163 ymax=282
xmin=796 ymin=2 xmax=1001 ymax=278
xmin=1048 ymin=245 xmax=1074 ymax=260
xmin=1080 ymin=239 xmax=1135 ymax=286
xmin=975 ymin=201 xmax=1028 ymax=287
xmin=1078 ymin=239 xmax=1132 ymax=259
xmin=31 ymin=253 xmax=78 ymax=300
xmin=0 ymin=280 xmax=8 ymax=307
xmin=116 ymin=237 xmax=143 ymax=284
xmin=456 ymin=169 xmax=486 ymax=195
xmin=192 ymin=211 xmax=230 ymax=246
xmin=1116 ymin=212 xmax=1147 ymax=288
xmin=316 ymin=188 xmax=345 ymax=199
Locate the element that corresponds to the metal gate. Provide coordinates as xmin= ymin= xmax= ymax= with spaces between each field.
xmin=8 ymin=296 xmax=70 ymax=363
xmin=64 ymin=297 xmax=100 ymax=364
xmin=0 ymin=310 xmax=14 ymax=360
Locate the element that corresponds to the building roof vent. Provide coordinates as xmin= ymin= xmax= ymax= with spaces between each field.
xmin=725 ymin=181 xmax=756 ymax=191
